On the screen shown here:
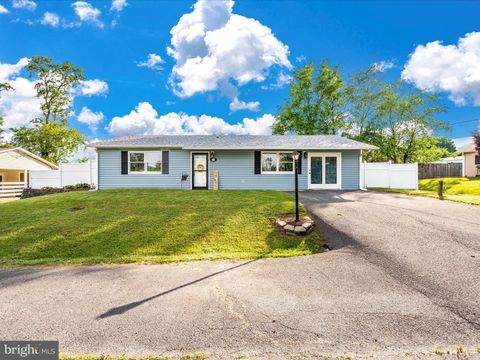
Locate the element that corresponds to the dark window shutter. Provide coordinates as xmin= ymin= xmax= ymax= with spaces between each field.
xmin=297 ymin=151 xmax=302 ymax=174
xmin=254 ymin=151 xmax=261 ymax=174
xmin=121 ymin=151 xmax=128 ymax=174
xmin=162 ymin=151 xmax=169 ymax=174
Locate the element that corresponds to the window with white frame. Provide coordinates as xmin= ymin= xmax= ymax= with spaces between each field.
xmin=129 ymin=152 xmax=162 ymax=173
xmin=261 ymin=152 xmax=294 ymax=173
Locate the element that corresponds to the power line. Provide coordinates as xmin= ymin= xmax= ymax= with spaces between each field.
xmin=447 ymin=118 xmax=480 ymax=126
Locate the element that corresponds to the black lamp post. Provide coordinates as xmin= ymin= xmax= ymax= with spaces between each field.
xmin=292 ymin=151 xmax=301 ymax=223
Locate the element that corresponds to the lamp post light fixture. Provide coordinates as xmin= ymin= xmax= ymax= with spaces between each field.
xmin=292 ymin=150 xmax=301 ymax=223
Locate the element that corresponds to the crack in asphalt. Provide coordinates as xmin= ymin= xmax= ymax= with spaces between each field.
xmin=356 ymin=247 xmax=480 ymax=331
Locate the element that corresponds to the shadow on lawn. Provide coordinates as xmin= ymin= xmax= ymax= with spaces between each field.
xmin=96 ymin=256 xmax=263 ymax=320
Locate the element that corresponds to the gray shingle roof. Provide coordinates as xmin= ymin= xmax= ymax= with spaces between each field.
xmin=89 ymin=135 xmax=378 ymax=150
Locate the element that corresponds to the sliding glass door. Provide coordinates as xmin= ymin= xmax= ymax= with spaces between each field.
xmin=308 ymin=153 xmax=341 ymax=189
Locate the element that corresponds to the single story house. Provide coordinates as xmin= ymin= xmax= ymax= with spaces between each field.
xmin=0 ymin=147 xmax=58 ymax=197
xmin=0 ymin=147 xmax=58 ymax=184
xmin=90 ymin=135 xmax=377 ymax=191
xmin=459 ymin=142 xmax=479 ymax=177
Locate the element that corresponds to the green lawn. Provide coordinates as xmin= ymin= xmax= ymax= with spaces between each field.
xmin=371 ymin=177 xmax=480 ymax=205
xmin=0 ymin=190 xmax=323 ymax=266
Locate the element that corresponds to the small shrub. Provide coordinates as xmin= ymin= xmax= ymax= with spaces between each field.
xmin=63 ymin=183 xmax=91 ymax=192
xmin=41 ymin=186 xmax=56 ymax=191
xmin=75 ymin=183 xmax=91 ymax=190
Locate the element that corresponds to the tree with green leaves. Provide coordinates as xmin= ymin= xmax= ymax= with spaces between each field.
xmin=343 ymin=65 xmax=390 ymax=159
xmin=437 ymin=136 xmax=457 ymax=153
xmin=11 ymin=56 xmax=86 ymax=164
xmin=374 ymin=80 xmax=447 ymax=163
xmin=0 ymin=82 xmax=13 ymax=145
xmin=345 ymin=65 xmax=384 ymax=143
xmin=273 ymin=61 xmax=349 ymax=135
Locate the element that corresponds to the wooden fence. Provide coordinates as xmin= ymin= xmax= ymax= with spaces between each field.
xmin=418 ymin=163 xmax=462 ymax=179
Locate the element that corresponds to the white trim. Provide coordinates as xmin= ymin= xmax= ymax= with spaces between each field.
xmin=307 ymin=152 xmax=342 ymax=189
xmin=260 ymin=151 xmax=295 ymax=174
xmin=127 ymin=150 xmax=164 ymax=175
xmin=0 ymin=147 xmax=58 ymax=169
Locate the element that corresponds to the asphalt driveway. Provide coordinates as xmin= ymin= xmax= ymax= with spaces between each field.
xmin=0 ymin=191 xmax=479 ymax=359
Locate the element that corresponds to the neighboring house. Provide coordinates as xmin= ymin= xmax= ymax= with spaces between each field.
xmin=90 ymin=135 xmax=377 ymax=191
xmin=0 ymin=147 xmax=58 ymax=197
xmin=459 ymin=142 xmax=480 ymax=177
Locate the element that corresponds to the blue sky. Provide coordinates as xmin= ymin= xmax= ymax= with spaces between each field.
xmin=1 ymin=0 xmax=479 ymax=148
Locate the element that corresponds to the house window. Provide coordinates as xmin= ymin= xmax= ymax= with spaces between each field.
xmin=261 ymin=152 xmax=294 ymax=173
xmin=129 ymin=152 xmax=162 ymax=173
xmin=475 ymin=155 xmax=480 ymax=165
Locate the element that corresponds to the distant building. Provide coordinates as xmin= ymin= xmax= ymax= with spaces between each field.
xmin=458 ymin=142 xmax=479 ymax=177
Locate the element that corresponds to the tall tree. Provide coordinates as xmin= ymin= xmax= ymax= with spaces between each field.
xmin=345 ymin=65 xmax=384 ymax=145
xmin=0 ymin=82 xmax=13 ymax=145
xmin=11 ymin=56 xmax=85 ymax=164
xmin=273 ymin=61 xmax=348 ymax=135
xmin=375 ymin=81 xmax=447 ymax=163
xmin=437 ymin=136 xmax=457 ymax=153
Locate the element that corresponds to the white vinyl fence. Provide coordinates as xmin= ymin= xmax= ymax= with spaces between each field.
xmin=361 ymin=161 xmax=418 ymax=190
xmin=30 ymin=160 xmax=96 ymax=189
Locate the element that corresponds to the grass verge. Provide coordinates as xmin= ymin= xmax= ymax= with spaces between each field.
xmin=370 ymin=177 xmax=480 ymax=205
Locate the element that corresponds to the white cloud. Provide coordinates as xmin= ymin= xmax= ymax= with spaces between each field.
xmin=41 ymin=12 xmax=60 ymax=27
xmin=167 ymin=0 xmax=291 ymax=98
xmin=0 ymin=58 xmax=42 ymax=139
xmin=77 ymin=106 xmax=104 ymax=132
xmin=110 ymin=0 xmax=127 ymax=12
xmin=0 ymin=58 xmax=108 ymax=140
xmin=0 ymin=59 xmax=42 ymax=140
xmin=106 ymin=101 xmax=275 ymax=136
xmin=69 ymin=139 xmax=98 ymax=162
xmin=261 ymin=72 xmax=292 ymax=90
xmin=137 ymin=53 xmax=164 ymax=70
xmin=402 ymin=32 xmax=480 ymax=106
xmin=72 ymin=1 xmax=103 ymax=28
xmin=0 ymin=4 xmax=9 ymax=13
xmin=11 ymin=0 xmax=36 ymax=11
xmin=296 ymin=55 xmax=306 ymax=63
xmin=0 ymin=57 xmax=29 ymax=80
xmin=372 ymin=60 xmax=394 ymax=72
xmin=77 ymin=79 xmax=109 ymax=96
xmin=229 ymin=97 xmax=260 ymax=112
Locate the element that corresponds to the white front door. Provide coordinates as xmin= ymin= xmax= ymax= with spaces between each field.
xmin=192 ymin=153 xmax=208 ymax=189
xmin=308 ymin=153 xmax=341 ymax=189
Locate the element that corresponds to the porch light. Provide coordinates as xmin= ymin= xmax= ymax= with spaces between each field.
xmin=292 ymin=151 xmax=301 ymax=223
xmin=210 ymin=152 xmax=217 ymax=162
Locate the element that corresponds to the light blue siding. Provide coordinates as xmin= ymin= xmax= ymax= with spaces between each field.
xmin=208 ymin=150 xmax=307 ymax=190
xmin=98 ymin=149 xmax=191 ymax=190
xmin=98 ymin=148 xmax=360 ymax=190
xmin=341 ymin=150 xmax=360 ymax=189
